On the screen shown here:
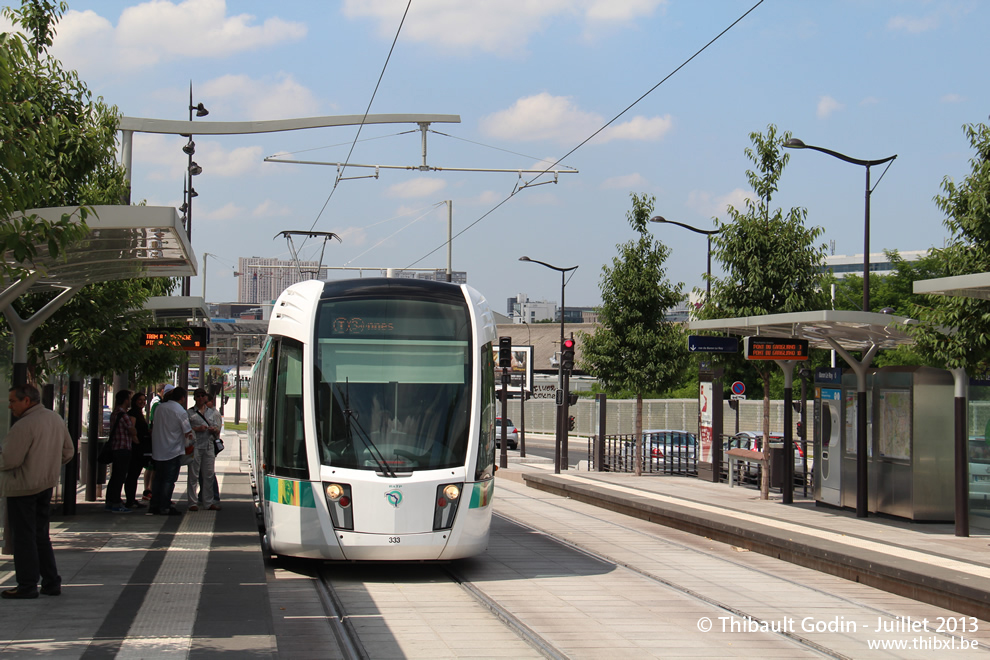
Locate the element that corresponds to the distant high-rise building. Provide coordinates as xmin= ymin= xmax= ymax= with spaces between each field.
xmin=236 ymin=257 xmax=327 ymax=303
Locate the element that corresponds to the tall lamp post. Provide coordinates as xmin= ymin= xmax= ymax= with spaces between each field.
xmin=519 ymin=256 xmax=578 ymax=474
xmin=782 ymin=138 xmax=896 ymax=313
xmin=181 ymin=83 xmax=208 ymax=297
xmin=784 ymin=138 xmax=896 ymax=519
xmin=649 ymin=216 xmax=722 ymax=298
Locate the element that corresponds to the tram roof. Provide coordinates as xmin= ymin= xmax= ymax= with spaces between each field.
xmin=913 ymin=272 xmax=990 ymax=301
xmin=687 ymin=310 xmax=917 ymax=351
xmin=5 ymin=205 xmax=195 ymax=292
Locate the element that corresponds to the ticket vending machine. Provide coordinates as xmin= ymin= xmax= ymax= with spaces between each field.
xmin=815 ymin=387 xmax=842 ymax=506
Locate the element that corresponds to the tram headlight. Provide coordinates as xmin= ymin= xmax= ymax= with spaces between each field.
xmin=323 ymin=482 xmax=353 ymax=530
xmin=433 ymin=482 xmax=464 ymax=531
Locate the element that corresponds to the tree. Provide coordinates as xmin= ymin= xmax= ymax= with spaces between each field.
xmin=1 ymin=1 xmax=130 ymax=282
xmin=911 ymin=120 xmax=990 ymax=374
xmin=580 ymin=193 xmax=689 ymax=475
xmin=699 ymin=125 xmax=830 ymax=498
xmin=0 ymin=1 xmax=181 ymax=385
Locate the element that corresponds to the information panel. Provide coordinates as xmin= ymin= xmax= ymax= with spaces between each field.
xmin=142 ymin=327 xmax=208 ymax=351
xmin=744 ymin=336 xmax=809 ymax=361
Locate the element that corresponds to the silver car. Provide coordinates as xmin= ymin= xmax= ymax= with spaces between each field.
xmin=495 ymin=417 xmax=518 ymax=450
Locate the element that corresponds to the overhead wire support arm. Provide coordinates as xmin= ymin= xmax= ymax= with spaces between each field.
xmin=263 ymin=155 xmax=578 ymax=177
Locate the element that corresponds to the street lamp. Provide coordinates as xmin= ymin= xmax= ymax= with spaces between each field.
xmin=649 ymin=216 xmax=722 ymax=298
xmin=519 ymin=256 xmax=578 ymax=474
xmin=181 ymin=82 xmax=208 ymax=297
xmin=782 ymin=138 xmax=896 ymax=313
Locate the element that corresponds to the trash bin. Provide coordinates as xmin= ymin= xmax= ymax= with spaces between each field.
xmin=769 ymin=443 xmax=784 ymax=489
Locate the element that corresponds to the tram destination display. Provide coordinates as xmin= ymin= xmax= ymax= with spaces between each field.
xmin=744 ymin=336 xmax=809 ymax=361
xmin=142 ymin=327 xmax=208 ymax=351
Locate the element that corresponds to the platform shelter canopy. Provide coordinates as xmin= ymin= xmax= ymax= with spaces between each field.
xmin=4 ymin=205 xmax=195 ymax=292
xmin=914 ymin=272 xmax=990 ymax=301
xmin=688 ymin=309 xmax=917 ymax=352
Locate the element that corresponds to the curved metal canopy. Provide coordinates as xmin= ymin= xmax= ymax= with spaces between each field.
xmin=3 ymin=205 xmax=195 ymax=292
xmin=688 ymin=309 xmax=917 ymax=351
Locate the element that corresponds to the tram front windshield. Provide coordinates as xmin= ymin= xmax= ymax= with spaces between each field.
xmin=314 ymin=296 xmax=472 ymax=472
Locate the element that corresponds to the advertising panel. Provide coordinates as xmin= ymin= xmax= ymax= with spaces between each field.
xmin=492 ymin=345 xmax=534 ymax=395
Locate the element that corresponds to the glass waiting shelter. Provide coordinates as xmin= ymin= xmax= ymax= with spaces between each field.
xmin=690 ymin=310 xmax=930 ymax=521
xmin=914 ymin=271 xmax=990 ymax=533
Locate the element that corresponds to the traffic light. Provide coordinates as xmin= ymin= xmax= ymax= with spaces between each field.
xmin=561 ymin=337 xmax=575 ymax=371
xmin=498 ymin=336 xmax=512 ymax=368
xmin=568 ymin=415 xmax=575 ymax=431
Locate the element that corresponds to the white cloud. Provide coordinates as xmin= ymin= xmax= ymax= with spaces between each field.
xmin=204 ymin=201 xmax=244 ymax=221
xmin=686 ymin=188 xmax=754 ymax=218
xmin=337 ymin=227 xmax=369 ymax=247
xmin=481 ymin=93 xmax=671 ymax=145
xmin=52 ymin=0 xmax=306 ymax=73
xmin=200 ymin=74 xmax=320 ymax=120
xmin=131 ymin=134 xmax=266 ymax=181
xmin=387 ymin=177 xmax=447 ymax=198
xmin=602 ymin=173 xmax=647 ymax=190
xmin=816 ymin=95 xmax=844 ymax=120
xmin=941 ymin=93 xmax=966 ymax=104
xmin=343 ymin=0 xmax=666 ymax=54
xmin=887 ymin=15 xmax=939 ymax=34
xmin=252 ymin=200 xmax=292 ymax=218
xmin=601 ymin=115 xmax=673 ymax=142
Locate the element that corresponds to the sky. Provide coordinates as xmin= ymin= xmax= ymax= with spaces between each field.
xmin=4 ymin=0 xmax=988 ymax=313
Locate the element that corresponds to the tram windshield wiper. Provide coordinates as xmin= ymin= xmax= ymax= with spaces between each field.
xmin=338 ymin=380 xmax=397 ymax=478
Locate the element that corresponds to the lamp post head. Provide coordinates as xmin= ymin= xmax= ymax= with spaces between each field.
xmin=189 ymin=162 xmax=203 ymax=176
xmin=182 ymin=139 xmax=196 ymax=155
xmin=191 ymin=103 xmax=209 ymax=117
xmin=518 ymin=256 xmax=531 ymax=263
xmin=648 ymin=216 xmax=668 ymax=224
xmin=783 ymin=138 xmax=807 ymax=149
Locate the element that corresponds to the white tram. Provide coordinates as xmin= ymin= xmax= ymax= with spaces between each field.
xmin=248 ymin=277 xmax=498 ymax=560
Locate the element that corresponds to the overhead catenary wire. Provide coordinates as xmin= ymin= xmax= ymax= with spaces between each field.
xmin=301 ymin=0 xmax=413 ymax=245
xmin=403 ymin=0 xmax=766 ymax=271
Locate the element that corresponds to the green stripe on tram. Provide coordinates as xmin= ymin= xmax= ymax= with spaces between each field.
xmin=264 ymin=476 xmax=317 ymax=508
xmin=469 ymin=479 xmax=494 ymax=508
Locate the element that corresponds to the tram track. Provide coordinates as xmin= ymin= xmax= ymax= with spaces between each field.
xmin=493 ymin=484 xmax=990 ymax=657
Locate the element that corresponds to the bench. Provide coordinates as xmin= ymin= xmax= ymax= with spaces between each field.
xmin=726 ymin=448 xmax=765 ymax=487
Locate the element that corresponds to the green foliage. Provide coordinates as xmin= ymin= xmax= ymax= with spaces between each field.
xmin=1 ymin=0 xmax=127 ymax=283
xmin=580 ymin=193 xmax=689 ymax=398
xmin=5 ymin=277 xmax=180 ymax=383
xmin=699 ymin=126 xmax=830 ymax=393
xmin=910 ymin=120 xmax=990 ymax=372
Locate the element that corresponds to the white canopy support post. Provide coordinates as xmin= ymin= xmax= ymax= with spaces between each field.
xmin=3 ymin=284 xmax=82 ymax=386
xmin=0 ymin=272 xmax=42 ymax=309
xmin=950 ymin=367 xmax=969 ymax=537
xmin=827 ymin=338 xmax=880 ymax=518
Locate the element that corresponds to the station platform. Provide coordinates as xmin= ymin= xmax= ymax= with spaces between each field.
xmin=503 ymin=463 xmax=990 ymax=622
xmin=4 ymin=434 xmax=990 ymax=657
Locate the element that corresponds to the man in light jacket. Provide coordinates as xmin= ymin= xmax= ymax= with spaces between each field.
xmin=1 ymin=384 xmax=74 ymax=599
xmin=149 ymin=386 xmax=193 ymax=516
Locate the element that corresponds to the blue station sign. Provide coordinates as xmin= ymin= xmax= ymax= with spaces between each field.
xmin=688 ymin=335 xmax=739 ymax=354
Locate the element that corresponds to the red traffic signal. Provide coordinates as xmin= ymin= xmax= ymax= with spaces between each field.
xmin=561 ymin=337 xmax=575 ymax=371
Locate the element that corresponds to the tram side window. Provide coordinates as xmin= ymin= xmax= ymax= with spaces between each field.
xmin=268 ymin=338 xmax=308 ymax=479
xmin=475 ymin=341 xmax=496 ymax=481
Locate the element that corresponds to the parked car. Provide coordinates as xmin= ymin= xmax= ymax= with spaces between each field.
xmin=643 ymin=430 xmax=697 ymax=461
xmin=495 ymin=417 xmax=518 ymax=450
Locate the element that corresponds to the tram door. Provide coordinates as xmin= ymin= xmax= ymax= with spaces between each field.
xmin=817 ymin=388 xmax=842 ymax=505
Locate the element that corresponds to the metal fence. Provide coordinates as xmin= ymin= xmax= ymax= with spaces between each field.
xmin=589 ymin=431 xmax=698 ymax=476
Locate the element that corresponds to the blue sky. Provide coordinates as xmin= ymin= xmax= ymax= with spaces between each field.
xmin=5 ymin=0 xmax=987 ymax=311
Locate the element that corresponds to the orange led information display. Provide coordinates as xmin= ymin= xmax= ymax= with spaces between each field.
xmin=744 ymin=336 xmax=809 ymax=361
xmin=142 ymin=327 xmax=208 ymax=351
